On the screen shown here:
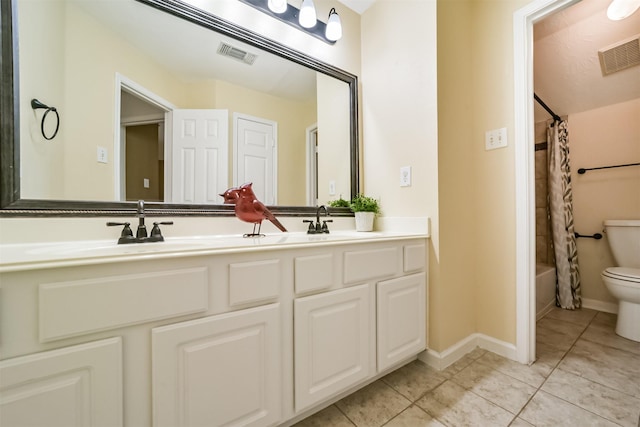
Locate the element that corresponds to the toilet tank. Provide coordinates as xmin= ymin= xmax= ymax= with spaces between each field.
xmin=604 ymin=220 xmax=640 ymax=268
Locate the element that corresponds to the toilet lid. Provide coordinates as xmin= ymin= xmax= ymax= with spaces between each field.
xmin=603 ymin=267 xmax=640 ymax=282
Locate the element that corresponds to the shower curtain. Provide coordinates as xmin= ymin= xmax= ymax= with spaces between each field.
xmin=547 ymin=119 xmax=581 ymax=309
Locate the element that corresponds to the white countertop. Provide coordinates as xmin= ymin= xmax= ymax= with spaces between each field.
xmin=0 ymin=230 xmax=428 ymax=273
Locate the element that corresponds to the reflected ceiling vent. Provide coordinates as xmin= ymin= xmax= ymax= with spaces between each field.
xmin=217 ymin=42 xmax=257 ymax=65
xmin=598 ymin=35 xmax=640 ymax=76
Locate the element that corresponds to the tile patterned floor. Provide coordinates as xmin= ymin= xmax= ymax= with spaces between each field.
xmin=294 ymin=308 xmax=640 ymax=427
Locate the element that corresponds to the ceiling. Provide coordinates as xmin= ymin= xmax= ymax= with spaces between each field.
xmin=534 ymin=0 xmax=640 ymax=122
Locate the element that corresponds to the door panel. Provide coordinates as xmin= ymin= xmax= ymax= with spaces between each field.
xmin=171 ymin=109 xmax=228 ymax=204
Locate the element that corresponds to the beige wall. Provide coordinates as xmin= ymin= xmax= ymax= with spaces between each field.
xmin=361 ymin=0 xmax=440 ymax=345
xmin=317 ymin=73 xmax=351 ymax=205
xmin=214 ymin=80 xmax=315 ymax=206
xmin=431 ymin=0 xmax=530 ymax=351
xmin=570 ymin=98 xmax=640 ymax=305
xmin=18 ymin=0 xmax=66 ymax=199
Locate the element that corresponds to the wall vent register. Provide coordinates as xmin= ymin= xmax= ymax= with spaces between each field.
xmin=598 ymin=35 xmax=640 ymax=76
xmin=217 ymin=42 xmax=258 ymax=65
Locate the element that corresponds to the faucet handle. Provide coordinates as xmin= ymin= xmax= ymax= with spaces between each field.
xmin=303 ymin=219 xmax=316 ymax=234
xmin=321 ymin=219 xmax=333 ymax=233
xmin=150 ymin=221 xmax=174 ymax=241
xmin=107 ymin=222 xmax=135 ymax=243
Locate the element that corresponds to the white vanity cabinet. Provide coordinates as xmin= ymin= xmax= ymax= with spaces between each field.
xmin=152 ymin=303 xmax=281 ymax=427
xmin=0 ymin=337 xmax=123 ymax=427
xmin=294 ymin=284 xmax=373 ymax=412
xmin=0 ymin=234 xmax=427 ymax=427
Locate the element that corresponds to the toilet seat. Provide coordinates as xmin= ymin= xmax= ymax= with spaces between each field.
xmin=602 ymin=267 xmax=640 ymax=283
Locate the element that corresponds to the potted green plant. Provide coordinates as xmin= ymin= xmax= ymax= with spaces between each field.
xmin=328 ymin=196 xmax=351 ymax=208
xmin=350 ymin=194 xmax=380 ymax=232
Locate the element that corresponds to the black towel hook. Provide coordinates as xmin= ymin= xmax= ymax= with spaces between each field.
xmin=31 ymin=98 xmax=60 ymax=140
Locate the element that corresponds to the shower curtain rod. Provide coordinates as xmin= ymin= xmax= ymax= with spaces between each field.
xmin=534 ymin=93 xmax=561 ymax=122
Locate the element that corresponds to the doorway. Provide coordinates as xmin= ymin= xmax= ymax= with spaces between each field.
xmin=513 ymin=0 xmax=580 ymax=364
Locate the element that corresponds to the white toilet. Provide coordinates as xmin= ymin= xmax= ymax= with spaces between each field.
xmin=601 ymin=219 xmax=640 ymax=342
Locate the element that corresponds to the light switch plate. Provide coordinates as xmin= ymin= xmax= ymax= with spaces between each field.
xmin=329 ymin=180 xmax=336 ymax=196
xmin=485 ymin=128 xmax=508 ymax=150
xmin=97 ymin=146 xmax=108 ymax=163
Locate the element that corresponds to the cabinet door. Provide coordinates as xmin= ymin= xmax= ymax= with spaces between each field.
xmin=152 ymin=303 xmax=281 ymax=427
xmin=0 ymin=337 xmax=123 ymax=427
xmin=377 ymin=273 xmax=426 ymax=371
xmin=294 ymin=284 xmax=371 ymax=412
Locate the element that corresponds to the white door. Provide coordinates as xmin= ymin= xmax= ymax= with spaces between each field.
xmin=294 ymin=284 xmax=371 ymax=412
xmin=0 ymin=338 xmax=123 ymax=427
xmin=171 ymin=109 xmax=228 ymax=204
xmin=377 ymin=273 xmax=426 ymax=371
xmin=152 ymin=304 xmax=281 ymax=427
xmin=234 ymin=113 xmax=277 ymax=205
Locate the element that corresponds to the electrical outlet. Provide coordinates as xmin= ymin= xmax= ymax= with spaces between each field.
xmin=97 ymin=146 xmax=108 ymax=163
xmin=143 ymin=178 xmax=150 ymax=189
xmin=329 ymin=180 xmax=336 ymax=196
xmin=400 ymin=166 xmax=411 ymax=187
xmin=485 ymin=128 xmax=508 ymax=150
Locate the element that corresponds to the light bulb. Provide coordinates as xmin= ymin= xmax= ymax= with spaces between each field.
xmin=607 ymin=0 xmax=640 ymax=20
xmin=325 ymin=8 xmax=342 ymax=41
xmin=268 ymin=0 xmax=287 ymax=14
xmin=299 ymin=0 xmax=317 ymax=28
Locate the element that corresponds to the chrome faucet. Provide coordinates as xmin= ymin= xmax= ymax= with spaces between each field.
xmin=304 ymin=205 xmax=333 ymax=234
xmin=107 ymin=200 xmax=173 ymax=244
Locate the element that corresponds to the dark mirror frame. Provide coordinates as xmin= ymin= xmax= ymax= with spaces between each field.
xmin=0 ymin=0 xmax=358 ymax=217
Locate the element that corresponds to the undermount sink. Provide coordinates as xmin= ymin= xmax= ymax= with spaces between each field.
xmin=25 ymin=239 xmax=213 ymax=257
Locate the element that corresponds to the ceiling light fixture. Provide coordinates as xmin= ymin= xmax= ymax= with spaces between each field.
xmin=607 ymin=0 xmax=640 ymax=20
xmin=238 ymin=0 xmax=341 ymax=45
xmin=267 ymin=0 xmax=287 ymax=14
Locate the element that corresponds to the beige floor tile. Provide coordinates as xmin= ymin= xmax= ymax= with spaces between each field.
xmin=476 ymin=351 xmax=547 ymax=388
xmin=336 ymin=380 xmax=411 ymax=427
xmin=535 ymin=323 xmax=578 ymax=353
xmin=293 ymin=405 xmax=355 ymax=427
xmin=509 ymin=417 xmax=535 ymax=426
xmin=542 ymin=368 xmax=640 ymax=427
xmin=452 ymin=360 xmax=537 ymax=414
xmin=581 ymin=313 xmax=640 ymax=356
xmin=519 ymin=390 xmax=619 ymax=426
xmin=416 ymin=380 xmax=514 ymax=427
xmin=542 ymin=307 xmax=598 ymax=327
xmin=382 ymin=360 xmax=448 ymax=402
xmin=534 ymin=341 xmax=567 ymax=375
xmin=537 ymin=316 xmax=588 ymax=340
xmin=383 ymin=405 xmax=445 ymax=427
xmin=440 ymin=349 xmax=486 ymax=378
xmin=559 ymin=339 xmax=640 ymax=398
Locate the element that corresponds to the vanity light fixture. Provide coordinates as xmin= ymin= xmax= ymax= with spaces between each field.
xmin=268 ymin=0 xmax=287 ymax=14
xmin=299 ymin=0 xmax=317 ymax=28
xmin=607 ymin=0 xmax=640 ymax=20
xmin=325 ymin=8 xmax=342 ymax=41
xmin=238 ymin=0 xmax=342 ymax=44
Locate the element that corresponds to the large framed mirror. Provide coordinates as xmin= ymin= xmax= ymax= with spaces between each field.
xmin=0 ymin=0 xmax=358 ymax=216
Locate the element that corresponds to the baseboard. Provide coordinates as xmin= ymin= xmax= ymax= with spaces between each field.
xmin=419 ymin=333 xmax=517 ymax=370
xmin=536 ymin=300 xmax=555 ymax=321
xmin=582 ymin=298 xmax=618 ymax=314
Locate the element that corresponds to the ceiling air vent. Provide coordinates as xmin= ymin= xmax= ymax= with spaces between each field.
xmin=217 ymin=42 xmax=257 ymax=65
xmin=598 ymin=35 xmax=640 ymax=76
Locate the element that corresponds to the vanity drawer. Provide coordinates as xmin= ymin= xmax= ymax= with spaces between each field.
xmin=294 ymin=253 xmax=334 ymax=294
xmin=229 ymin=259 xmax=281 ymax=306
xmin=343 ymin=247 xmax=399 ymax=284
xmin=39 ymin=267 xmax=209 ymax=342
xmin=404 ymin=243 xmax=426 ymax=272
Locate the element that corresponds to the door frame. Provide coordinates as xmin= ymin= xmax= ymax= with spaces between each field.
xmin=513 ymin=0 xmax=579 ymax=364
xmin=305 ymin=123 xmax=318 ymax=206
xmin=114 ymin=73 xmax=176 ymax=201
xmin=232 ymin=113 xmax=278 ymax=204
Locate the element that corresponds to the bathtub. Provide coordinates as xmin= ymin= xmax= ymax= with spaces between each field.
xmin=536 ymin=264 xmax=556 ymax=320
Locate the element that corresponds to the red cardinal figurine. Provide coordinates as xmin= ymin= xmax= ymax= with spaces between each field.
xmin=220 ymin=183 xmax=287 ymax=237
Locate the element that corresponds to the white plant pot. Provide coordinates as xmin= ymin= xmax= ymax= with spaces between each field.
xmin=355 ymin=212 xmax=375 ymax=232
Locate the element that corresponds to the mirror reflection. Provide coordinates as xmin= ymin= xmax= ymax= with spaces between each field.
xmin=17 ymin=0 xmax=352 ymax=207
